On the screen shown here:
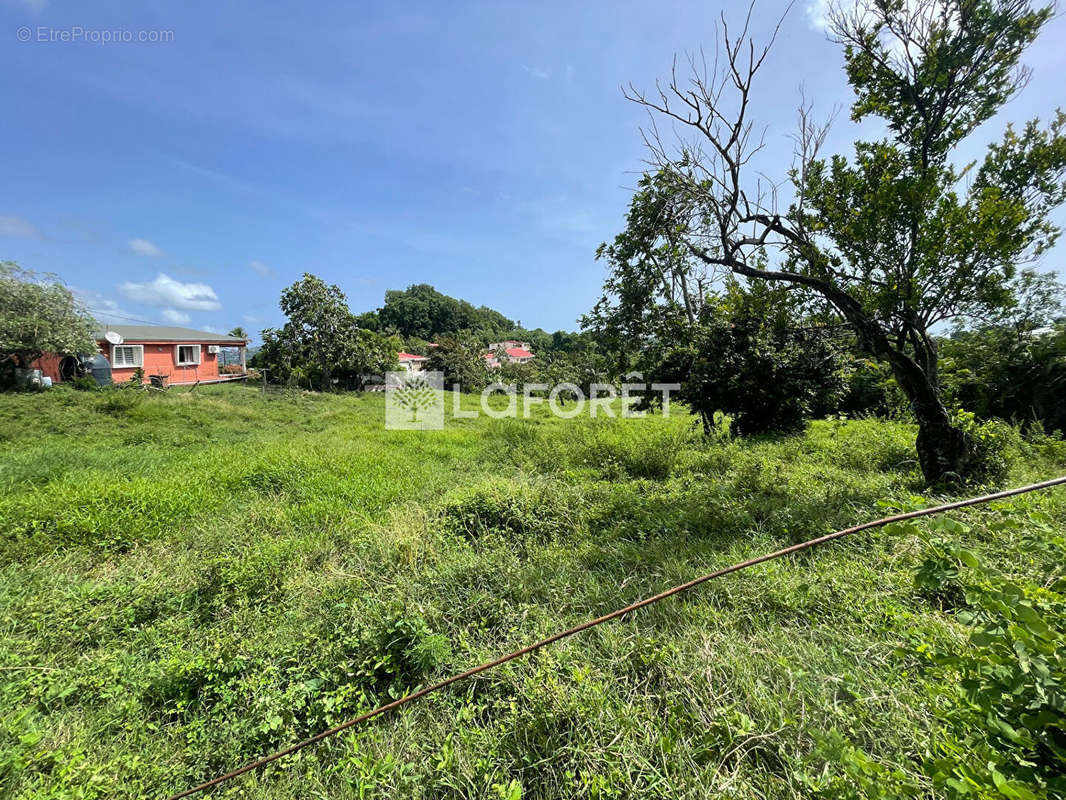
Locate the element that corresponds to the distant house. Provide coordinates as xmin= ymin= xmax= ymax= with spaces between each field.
xmin=397 ymin=352 xmax=429 ymax=373
xmin=484 ymin=340 xmax=535 ymax=368
xmin=488 ymin=340 xmax=529 ymax=352
xmin=35 ymin=325 xmax=249 ymax=386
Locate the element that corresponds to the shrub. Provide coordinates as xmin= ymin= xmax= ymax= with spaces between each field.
xmin=642 ymin=283 xmax=851 ymax=437
xmin=891 ymin=514 xmax=1066 ymax=799
xmin=71 ymin=375 xmax=98 ymax=391
xmin=837 ymin=358 xmax=910 ymax=419
xmin=940 ymin=322 xmax=1066 ymax=436
xmin=952 ymin=410 xmax=1021 ymax=485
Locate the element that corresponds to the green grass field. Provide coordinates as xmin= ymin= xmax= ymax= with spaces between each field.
xmin=1 ymin=385 xmax=1064 ymax=799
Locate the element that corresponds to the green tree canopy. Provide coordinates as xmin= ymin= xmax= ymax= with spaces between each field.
xmin=0 ymin=262 xmax=97 ymax=382
xmin=606 ymin=0 xmax=1066 ymax=482
xmin=256 ymin=273 xmax=398 ymax=390
xmin=940 ymin=269 xmax=1066 ymax=431
xmin=376 ymin=284 xmax=515 ymax=340
xmin=425 ymin=335 xmax=488 ymax=392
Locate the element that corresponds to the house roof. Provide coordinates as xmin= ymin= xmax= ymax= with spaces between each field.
xmin=96 ymin=325 xmax=247 ymax=344
xmin=397 ymin=352 xmax=428 ymax=361
xmin=482 ymin=348 xmax=534 ymax=360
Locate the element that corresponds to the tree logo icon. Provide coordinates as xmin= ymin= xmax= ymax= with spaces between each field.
xmin=385 ymin=370 xmax=444 ymax=429
xmin=395 ymin=374 xmax=436 ymax=421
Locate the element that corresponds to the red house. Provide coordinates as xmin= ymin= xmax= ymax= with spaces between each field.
xmin=100 ymin=325 xmax=248 ymax=385
xmin=34 ymin=325 xmax=249 ymax=386
xmin=397 ymin=352 xmax=429 ymax=373
xmin=483 ymin=340 xmax=535 ymax=369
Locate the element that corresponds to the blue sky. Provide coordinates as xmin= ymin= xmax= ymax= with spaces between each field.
xmin=2 ymin=0 xmax=1064 ymax=340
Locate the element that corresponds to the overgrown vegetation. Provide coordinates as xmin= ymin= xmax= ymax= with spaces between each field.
xmin=0 ymin=262 xmax=97 ymax=388
xmin=1 ymin=385 xmax=1064 ymax=798
xmin=254 ymin=274 xmax=401 ymax=390
xmin=595 ymin=0 xmax=1066 ymax=482
xmin=626 ymin=279 xmax=850 ymax=435
xmin=886 ymin=513 xmax=1066 ymax=798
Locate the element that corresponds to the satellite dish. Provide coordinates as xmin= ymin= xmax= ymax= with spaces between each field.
xmin=104 ymin=330 xmax=124 ymax=345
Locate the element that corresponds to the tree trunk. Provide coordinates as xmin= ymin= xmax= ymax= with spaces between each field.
xmin=914 ymin=412 xmax=972 ymax=484
xmin=884 ymin=349 xmax=972 ymax=483
xmin=815 ymin=289 xmax=972 ymax=483
xmin=700 ymin=409 xmax=713 ymax=437
xmin=709 ymin=258 xmax=975 ymax=482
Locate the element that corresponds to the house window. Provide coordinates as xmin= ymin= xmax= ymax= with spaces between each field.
xmin=175 ymin=344 xmax=201 ymax=366
xmin=111 ymin=344 xmax=143 ymax=368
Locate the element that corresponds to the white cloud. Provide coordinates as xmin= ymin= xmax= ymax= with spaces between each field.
xmin=522 ymin=65 xmax=551 ymax=80
xmin=162 ymin=308 xmax=191 ymax=324
xmin=0 ymin=215 xmax=43 ymax=239
xmin=119 ymin=272 xmax=222 ymax=311
xmin=128 ymin=238 xmax=162 ymax=257
xmin=806 ymin=0 xmax=832 ymax=29
xmin=249 ymin=259 xmax=276 ymax=278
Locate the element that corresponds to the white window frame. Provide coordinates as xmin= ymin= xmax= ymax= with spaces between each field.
xmin=174 ymin=344 xmax=201 ymax=366
xmin=111 ymin=344 xmax=144 ymax=368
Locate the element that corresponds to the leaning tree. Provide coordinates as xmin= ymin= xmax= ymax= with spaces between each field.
xmin=614 ymin=0 xmax=1066 ymax=482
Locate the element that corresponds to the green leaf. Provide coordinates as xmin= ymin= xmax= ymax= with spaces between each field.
xmin=957 ymin=548 xmax=981 ymax=569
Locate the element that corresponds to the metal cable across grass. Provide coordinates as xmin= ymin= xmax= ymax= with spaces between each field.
xmin=167 ymin=475 xmax=1066 ymax=799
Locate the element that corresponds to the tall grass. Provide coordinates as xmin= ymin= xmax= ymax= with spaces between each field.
xmin=0 ymin=385 xmax=1064 ymax=798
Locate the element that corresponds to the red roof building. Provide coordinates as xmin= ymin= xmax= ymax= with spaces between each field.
xmin=32 ymin=324 xmax=248 ymax=386
xmin=397 ymin=352 xmax=429 ymax=372
xmin=484 ymin=341 xmax=535 ymax=368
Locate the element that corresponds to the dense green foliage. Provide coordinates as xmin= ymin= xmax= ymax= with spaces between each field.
xmin=842 ymin=271 xmax=1066 ymax=436
xmin=359 ymin=283 xmax=597 ymax=361
xmin=609 ymin=0 xmax=1066 ymax=481
xmin=369 ymin=284 xmax=517 ymax=342
xmin=2 ymin=386 xmax=1065 ymax=798
xmin=681 ymin=319 xmax=847 ymax=436
xmin=881 ymin=513 xmax=1066 ymax=798
xmin=619 ymin=280 xmax=850 ymax=435
xmin=825 ymin=270 xmax=1066 ymax=431
xmin=426 ymin=335 xmax=491 ymax=391
xmin=942 ymin=324 xmax=1066 ymax=433
xmin=0 ymin=262 xmax=97 ymax=382
xmin=938 ymin=271 xmax=1066 ymax=433
xmin=254 ymin=274 xmax=400 ymax=390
